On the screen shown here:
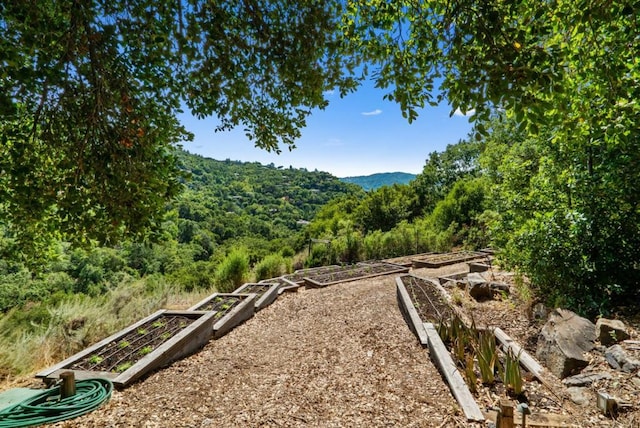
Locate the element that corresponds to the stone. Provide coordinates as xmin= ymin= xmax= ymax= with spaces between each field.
xmin=536 ymin=308 xmax=596 ymax=378
xmin=466 ymin=272 xmax=493 ymax=300
xmin=604 ymin=345 xmax=640 ymax=373
xmin=531 ymin=303 xmax=549 ymax=322
xmin=489 ymin=282 xmax=510 ymax=294
xmin=567 ymin=386 xmax=591 ymax=406
xmin=562 ymin=372 xmax=612 ymax=387
xmin=468 ymin=262 xmax=490 ymax=273
xmin=596 ymin=318 xmax=630 ymax=346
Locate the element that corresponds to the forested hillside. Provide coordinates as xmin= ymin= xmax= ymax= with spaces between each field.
xmin=176 ymin=152 xmax=362 ymax=245
xmin=340 ymin=172 xmax=416 ymax=191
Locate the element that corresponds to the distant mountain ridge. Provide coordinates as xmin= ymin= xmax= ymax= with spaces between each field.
xmin=340 ymin=172 xmax=416 ymax=191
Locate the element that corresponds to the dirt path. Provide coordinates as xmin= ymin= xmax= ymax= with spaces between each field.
xmin=58 ymin=275 xmax=467 ymax=427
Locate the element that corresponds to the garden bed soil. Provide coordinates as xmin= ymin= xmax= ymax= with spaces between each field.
xmin=412 ymin=251 xmax=488 ymax=268
xmin=383 ymin=252 xmax=436 ymax=267
xmin=304 ymin=262 xmax=409 ymax=288
xmin=36 ymin=310 xmax=218 ymax=388
xmin=400 ymin=275 xmax=452 ymax=323
xmin=281 ymin=265 xmax=343 ymax=284
xmin=232 ymin=283 xmax=280 ymax=311
xmin=188 ymin=293 xmax=257 ymax=338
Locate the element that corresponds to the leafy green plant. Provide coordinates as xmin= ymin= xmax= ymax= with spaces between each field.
xmin=118 ymin=340 xmax=130 ymax=349
xmin=151 ymin=320 xmax=165 ymax=329
xmin=115 ymin=361 xmax=133 ymax=373
xmin=88 ymin=355 xmax=104 ymax=365
xmin=476 ymin=330 xmax=497 ymax=385
xmin=138 ymin=346 xmax=153 ymax=356
xmin=501 ymin=349 xmax=523 ymax=396
xmin=464 ymin=353 xmax=478 ymax=394
xmin=160 ymin=332 xmax=172 ymax=341
xmin=137 ymin=328 xmax=148 ymax=335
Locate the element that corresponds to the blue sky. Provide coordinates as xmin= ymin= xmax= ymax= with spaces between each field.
xmin=178 ymin=79 xmax=474 ymax=178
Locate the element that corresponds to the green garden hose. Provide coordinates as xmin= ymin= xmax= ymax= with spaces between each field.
xmin=0 ymin=378 xmax=113 ymax=427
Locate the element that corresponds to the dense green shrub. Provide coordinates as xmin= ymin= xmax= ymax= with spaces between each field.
xmin=216 ymin=248 xmax=250 ymax=292
xmin=254 ymin=254 xmax=289 ymax=281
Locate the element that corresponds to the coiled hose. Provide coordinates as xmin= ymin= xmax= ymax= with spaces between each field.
xmin=0 ymin=378 xmax=113 ymax=427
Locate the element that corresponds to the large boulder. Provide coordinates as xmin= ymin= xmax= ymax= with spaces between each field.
xmin=536 ymin=308 xmax=596 ymax=378
xmin=596 ymin=318 xmax=630 ymax=346
xmin=466 ymin=272 xmax=493 ymax=300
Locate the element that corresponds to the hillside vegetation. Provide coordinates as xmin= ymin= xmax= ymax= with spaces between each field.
xmin=0 ymin=151 xmax=363 ymax=382
xmin=340 ymin=172 xmax=416 ymax=191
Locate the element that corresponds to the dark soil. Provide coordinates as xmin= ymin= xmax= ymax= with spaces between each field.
xmin=400 ymin=275 xmax=452 ymax=322
xmin=192 ymin=295 xmax=244 ymax=318
xmin=237 ymin=283 xmax=275 ymax=298
xmin=282 ymin=265 xmax=344 ymax=284
xmin=71 ymin=314 xmax=196 ymax=373
xmin=414 ymin=251 xmax=488 ymax=268
xmin=306 ymin=262 xmax=407 ymax=285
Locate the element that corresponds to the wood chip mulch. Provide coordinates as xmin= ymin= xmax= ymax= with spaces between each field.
xmin=56 ymin=275 xmax=470 ymax=427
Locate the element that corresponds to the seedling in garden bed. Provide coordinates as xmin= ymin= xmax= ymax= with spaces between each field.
xmin=119 ymin=340 xmax=130 ymax=349
xmin=138 ymin=346 xmax=154 ymax=356
xmin=137 ymin=328 xmax=148 ymax=335
xmin=116 ymin=361 xmax=133 ymax=373
xmin=160 ymin=332 xmax=172 ymax=341
xmin=88 ymin=355 xmax=103 ymax=365
xmin=152 ymin=320 xmax=166 ymax=328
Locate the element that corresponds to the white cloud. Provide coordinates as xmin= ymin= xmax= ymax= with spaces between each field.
xmin=323 ymin=89 xmax=335 ymax=96
xmin=453 ymin=108 xmax=475 ymax=117
xmin=361 ymin=109 xmax=382 ymax=116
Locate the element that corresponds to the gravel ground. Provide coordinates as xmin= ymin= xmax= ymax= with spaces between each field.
xmin=56 ymin=275 xmax=469 ymax=427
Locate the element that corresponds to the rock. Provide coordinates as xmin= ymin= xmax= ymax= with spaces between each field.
xmin=632 ymin=377 xmax=640 ymax=389
xmin=562 ymin=372 xmax=612 ymax=387
xmin=468 ymin=262 xmax=490 ymax=273
xmin=596 ymin=318 xmax=630 ymax=346
xmin=489 ymin=282 xmax=510 ymax=294
xmin=604 ymin=344 xmax=640 ymax=373
xmin=531 ymin=303 xmax=549 ymax=322
xmin=466 ymin=272 xmax=493 ymax=300
xmin=536 ymin=308 xmax=596 ymax=378
xmin=467 ymin=272 xmax=488 ymax=286
xmin=567 ymin=386 xmax=591 ymax=405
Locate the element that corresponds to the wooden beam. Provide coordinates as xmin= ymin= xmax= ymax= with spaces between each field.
xmin=423 ymin=323 xmax=485 ymax=422
xmin=493 ymin=327 xmax=544 ymax=378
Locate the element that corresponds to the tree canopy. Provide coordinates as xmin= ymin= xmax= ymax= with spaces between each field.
xmin=1 ymin=0 xmax=358 ymax=253
xmin=2 ymin=0 xmax=639 ymax=298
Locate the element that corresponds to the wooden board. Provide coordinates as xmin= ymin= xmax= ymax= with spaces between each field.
xmin=395 ymin=276 xmax=429 ymax=346
xmin=423 ymin=323 xmax=485 ymax=422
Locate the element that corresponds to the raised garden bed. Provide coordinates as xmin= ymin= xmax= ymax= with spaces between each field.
xmin=412 ymin=251 xmax=487 ymax=268
xmin=304 ymin=262 xmax=409 ymax=288
xmin=232 ymin=282 xmax=280 ymax=311
xmin=397 ymin=274 xmax=560 ymax=425
xmin=281 ymin=265 xmax=343 ymax=285
xmin=383 ymin=252 xmax=436 ymax=267
xmin=188 ymin=293 xmax=256 ymax=338
xmin=36 ymin=310 xmax=218 ymax=388
xmin=395 ymin=276 xmax=483 ymax=421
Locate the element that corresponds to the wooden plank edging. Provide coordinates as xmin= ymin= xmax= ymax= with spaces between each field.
xmin=493 ymin=327 xmax=545 ymax=379
xmin=395 ymin=276 xmax=429 ymax=346
xmin=423 ymin=323 xmax=485 ymax=422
